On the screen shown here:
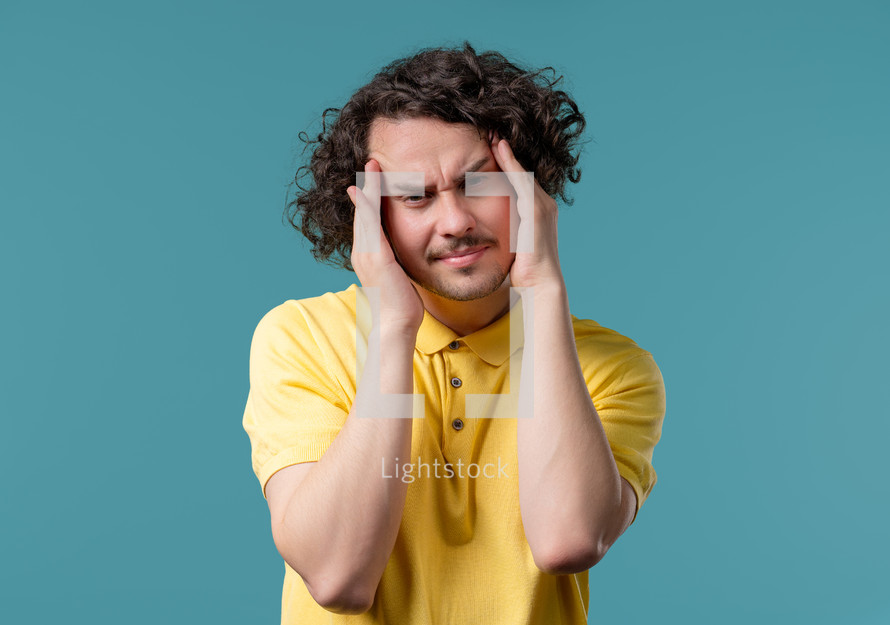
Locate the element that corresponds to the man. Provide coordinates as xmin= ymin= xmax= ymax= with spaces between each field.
xmin=243 ymin=42 xmax=665 ymax=624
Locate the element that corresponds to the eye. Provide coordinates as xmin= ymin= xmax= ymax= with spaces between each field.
xmin=402 ymin=194 xmax=429 ymax=207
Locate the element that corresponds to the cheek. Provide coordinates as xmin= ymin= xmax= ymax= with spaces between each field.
xmin=495 ymin=197 xmax=516 ymax=236
xmin=382 ymin=205 xmax=425 ymax=256
xmin=380 ymin=201 xmax=395 ymax=240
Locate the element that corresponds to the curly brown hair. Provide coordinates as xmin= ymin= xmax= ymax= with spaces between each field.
xmin=287 ymin=41 xmax=587 ymax=271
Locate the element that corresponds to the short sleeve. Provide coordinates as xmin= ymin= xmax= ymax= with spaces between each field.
xmin=242 ymin=302 xmax=350 ymax=498
xmin=593 ymin=352 xmax=666 ymax=523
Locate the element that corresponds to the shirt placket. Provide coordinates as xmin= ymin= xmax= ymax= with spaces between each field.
xmin=441 ymin=340 xmax=476 ymax=464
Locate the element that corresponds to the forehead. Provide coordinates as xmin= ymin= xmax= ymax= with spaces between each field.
xmin=367 ymin=117 xmax=489 ymax=175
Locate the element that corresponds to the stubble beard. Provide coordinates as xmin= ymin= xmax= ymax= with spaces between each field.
xmin=417 ymin=261 xmax=511 ymax=302
xmin=385 ymin=228 xmax=511 ymax=302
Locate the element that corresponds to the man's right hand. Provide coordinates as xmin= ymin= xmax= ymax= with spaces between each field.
xmin=348 ymin=159 xmax=424 ymax=334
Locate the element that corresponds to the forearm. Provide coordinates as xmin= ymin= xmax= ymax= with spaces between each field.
xmin=517 ymin=283 xmax=624 ymax=572
xmin=273 ymin=324 xmax=416 ymax=607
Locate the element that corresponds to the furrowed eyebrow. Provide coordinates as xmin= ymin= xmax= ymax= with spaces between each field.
xmin=389 ymin=156 xmax=492 ymax=195
xmin=455 ymin=156 xmax=492 ymax=181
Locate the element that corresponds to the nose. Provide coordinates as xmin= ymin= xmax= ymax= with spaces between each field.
xmin=434 ymin=190 xmax=476 ymax=237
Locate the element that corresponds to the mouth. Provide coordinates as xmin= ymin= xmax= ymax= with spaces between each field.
xmin=436 ymin=246 xmax=489 ymax=268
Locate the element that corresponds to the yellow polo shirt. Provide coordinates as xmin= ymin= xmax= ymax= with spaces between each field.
xmin=243 ymin=284 xmax=665 ymax=624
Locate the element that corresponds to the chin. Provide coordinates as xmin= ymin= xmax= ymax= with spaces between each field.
xmin=421 ymin=269 xmax=510 ymax=302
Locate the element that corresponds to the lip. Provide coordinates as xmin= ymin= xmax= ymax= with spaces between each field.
xmin=436 ymin=246 xmax=488 ymax=267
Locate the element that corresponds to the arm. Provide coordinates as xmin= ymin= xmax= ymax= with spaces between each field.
xmin=264 ymin=160 xmax=424 ymax=613
xmin=491 ymin=137 xmax=637 ymax=573
xmin=266 ymin=325 xmax=415 ymax=613
xmin=516 ymin=283 xmax=636 ymax=574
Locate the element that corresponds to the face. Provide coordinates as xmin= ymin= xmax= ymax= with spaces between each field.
xmin=366 ymin=117 xmax=515 ymax=302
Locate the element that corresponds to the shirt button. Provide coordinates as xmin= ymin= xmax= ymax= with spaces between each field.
xmin=452 ymin=418 xmax=464 ymax=431
xmin=450 ymin=377 xmax=462 ymax=388
xmin=448 ymin=341 xmax=460 ymax=350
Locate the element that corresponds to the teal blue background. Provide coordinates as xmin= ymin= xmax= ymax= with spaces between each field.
xmin=2 ymin=0 xmax=888 ymax=623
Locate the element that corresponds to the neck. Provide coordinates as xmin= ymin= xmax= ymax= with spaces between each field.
xmin=416 ymin=281 xmax=514 ymax=337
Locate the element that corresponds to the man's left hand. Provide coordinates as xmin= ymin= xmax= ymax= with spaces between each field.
xmin=489 ymin=135 xmax=565 ymax=290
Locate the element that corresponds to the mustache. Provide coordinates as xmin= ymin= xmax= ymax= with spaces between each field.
xmin=427 ymin=235 xmax=498 ymax=261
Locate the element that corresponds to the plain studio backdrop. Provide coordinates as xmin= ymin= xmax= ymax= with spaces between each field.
xmin=1 ymin=1 xmax=887 ymax=623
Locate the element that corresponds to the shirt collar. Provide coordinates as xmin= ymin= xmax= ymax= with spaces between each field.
xmin=415 ymin=298 xmax=525 ymax=366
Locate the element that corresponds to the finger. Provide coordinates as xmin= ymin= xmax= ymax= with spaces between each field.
xmin=490 ymin=139 xmax=533 ymax=194
xmin=489 ymin=139 xmax=535 ymax=254
xmin=360 ymin=159 xmax=382 ymax=211
xmin=489 ymin=139 xmax=531 ymax=195
xmin=350 ymin=184 xmax=366 ymax=252
xmin=354 ymin=160 xmax=388 ymax=254
xmin=352 ymin=188 xmax=383 ymax=255
xmin=492 ymin=138 xmax=523 ymax=172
